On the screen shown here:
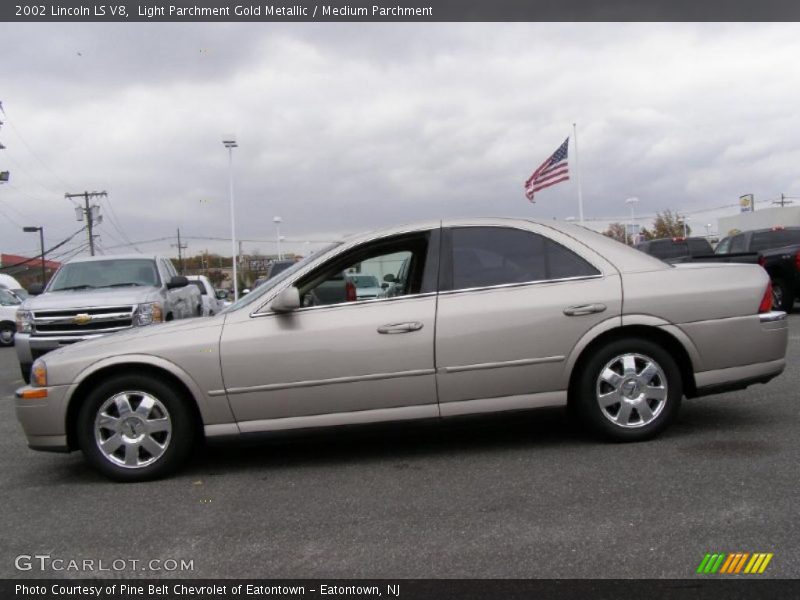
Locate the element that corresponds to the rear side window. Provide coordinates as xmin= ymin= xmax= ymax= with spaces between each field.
xmin=751 ymin=229 xmax=800 ymax=252
xmin=447 ymin=227 xmax=599 ymax=291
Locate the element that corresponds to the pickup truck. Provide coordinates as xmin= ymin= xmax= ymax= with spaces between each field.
xmin=634 ymin=237 xmax=714 ymax=261
xmin=15 ymin=254 xmax=202 ymax=382
xmin=186 ymin=275 xmax=226 ymax=316
xmin=670 ymin=227 xmax=800 ymax=311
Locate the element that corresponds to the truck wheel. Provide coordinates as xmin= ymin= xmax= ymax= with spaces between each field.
xmin=573 ymin=337 xmax=682 ymax=442
xmin=0 ymin=322 xmax=15 ymax=347
xmin=772 ymin=279 xmax=794 ymax=313
xmin=76 ymin=374 xmax=196 ymax=482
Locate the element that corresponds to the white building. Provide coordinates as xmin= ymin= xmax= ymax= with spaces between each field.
xmin=718 ymin=206 xmax=800 ymax=237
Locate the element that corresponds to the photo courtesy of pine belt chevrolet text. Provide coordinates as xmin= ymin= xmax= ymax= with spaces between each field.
xmin=13 ymin=218 xmax=789 ymax=481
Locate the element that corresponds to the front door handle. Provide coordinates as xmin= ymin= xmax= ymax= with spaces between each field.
xmin=563 ymin=303 xmax=607 ymax=316
xmin=377 ymin=321 xmax=424 ymax=334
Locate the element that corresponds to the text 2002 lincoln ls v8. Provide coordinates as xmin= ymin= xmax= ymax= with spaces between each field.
xmin=15 ymin=218 xmax=788 ymax=481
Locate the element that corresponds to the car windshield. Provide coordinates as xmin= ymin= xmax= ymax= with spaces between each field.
xmin=349 ymin=275 xmax=379 ymax=288
xmin=48 ymin=259 xmax=160 ymax=291
xmin=0 ymin=288 xmax=21 ymax=306
xmin=222 ymin=243 xmax=342 ymax=313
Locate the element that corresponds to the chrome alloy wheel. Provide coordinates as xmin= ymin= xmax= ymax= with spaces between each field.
xmin=94 ymin=391 xmax=172 ymax=468
xmin=595 ymin=353 xmax=668 ymax=428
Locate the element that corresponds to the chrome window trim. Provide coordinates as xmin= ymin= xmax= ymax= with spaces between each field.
xmin=250 ymin=291 xmax=437 ymax=318
xmin=438 ymin=274 xmax=604 ymax=297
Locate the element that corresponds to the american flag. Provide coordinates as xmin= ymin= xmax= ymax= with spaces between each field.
xmin=524 ymin=137 xmax=569 ymax=202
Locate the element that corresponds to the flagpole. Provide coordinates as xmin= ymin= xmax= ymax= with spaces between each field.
xmin=573 ymin=122 xmax=584 ymax=225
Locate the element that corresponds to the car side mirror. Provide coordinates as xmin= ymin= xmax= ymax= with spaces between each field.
xmin=383 ymin=274 xmax=396 ymax=283
xmin=381 ymin=283 xmax=389 ymax=290
xmin=216 ymin=290 xmax=228 ymax=299
xmin=271 ymin=286 xmax=301 ymax=312
xmin=27 ymin=283 xmax=44 ymax=296
xmin=167 ymin=275 xmax=189 ymax=289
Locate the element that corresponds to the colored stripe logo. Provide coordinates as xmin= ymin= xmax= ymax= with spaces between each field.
xmin=696 ymin=552 xmax=773 ymax=574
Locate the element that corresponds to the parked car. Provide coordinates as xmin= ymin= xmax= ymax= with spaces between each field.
xmin=634 ymin=237 xmax=714 ymax=261
xmin=346 ymin=273 xmax=383 ymax=299
xmin=14 ymin=218 xmax=787 ymax=481
xmin=186 ymin=275 xmax=225 ymax=316
xmin=0 ymin=287 xmax=22 ymax=346
xmin=15 ymin=254 xmax=202 ymax=382
xmin=676 ymin=227 xmax=800 ymax=311
xmin=0 ymin=273 xmax=29 ymax=301
xmin=253 ymin=259 xmax=298 ymax=289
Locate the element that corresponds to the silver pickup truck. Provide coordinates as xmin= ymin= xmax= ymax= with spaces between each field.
xmin=15 ymin=254 xmax=201 ymax=382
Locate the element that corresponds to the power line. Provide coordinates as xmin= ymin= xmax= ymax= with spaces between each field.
xmin=0 ymin=226 xmax=87 ymax=271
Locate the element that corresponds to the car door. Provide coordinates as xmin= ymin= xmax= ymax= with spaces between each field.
xmin=434 ymin=223 xmax=622 ymax=415
xmin=219 ymin=229 xmax=441 ymax=431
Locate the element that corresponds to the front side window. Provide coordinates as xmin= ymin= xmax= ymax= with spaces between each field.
xmin=446 ymin=227 xmax=599 ymax=291
xmin=296 ymin=233 xmax=431 ymax=308
xmin=729 ymin=234 xmax=746 ymax=253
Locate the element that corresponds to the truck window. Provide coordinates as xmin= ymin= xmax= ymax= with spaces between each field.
xmin=750 ymin=229 xmax=800 ymax=252
xmin=729 ymin=235 xmax=746 ymax=253
xmin=48 ymin=259 xmax=160 ymax=291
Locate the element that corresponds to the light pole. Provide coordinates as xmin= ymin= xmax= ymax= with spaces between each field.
xmin=23 ymin=226 xmax=46 ymax=284
xmin=705 ymin=223 xmax=712 ymax=240
xmin=625 ymin=197 xmax=639 ymax=245
xmin=223 ymin=136 xmax=238 ymax=301
xmin=273 ymin=216 xmax=283 ymax=260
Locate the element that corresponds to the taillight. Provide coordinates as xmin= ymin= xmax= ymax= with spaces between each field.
xmin=758 ymin=281 xmax=773 ymax=313
xmin=796 ymin=250 xmax=800 ymax=272
xmin=758 ymin=255 xmax=766 ymax=268
xmin=345 ymin=280 xmax=357 ymax=302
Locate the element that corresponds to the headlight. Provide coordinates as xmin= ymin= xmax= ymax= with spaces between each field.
xmin=133 ymin=302 xmax=163 ymax=327
xmin=16 ymin=310 xmax=32 ymax=334
xmin=31 ymin=359 xmax=47 ymax=387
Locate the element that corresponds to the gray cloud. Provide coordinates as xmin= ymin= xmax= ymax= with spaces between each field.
xmin=1 ymin=22 xmax=799 ymax=260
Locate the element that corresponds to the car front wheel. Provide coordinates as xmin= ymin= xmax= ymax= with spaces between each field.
xmin=574 ymin=338 xmax=682 ymax=441
xmin=76 ymin=375 xmax=196 ymax=481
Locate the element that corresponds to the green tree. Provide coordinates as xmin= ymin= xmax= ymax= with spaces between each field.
xmin=603 ymin=222 xmax=627 ymax=243
xmin=652 ymin=209 xmax=691 ymax=238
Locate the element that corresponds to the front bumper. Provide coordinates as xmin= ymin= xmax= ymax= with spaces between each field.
xmin=15 ymin=384 xmax=71 ymax=453
xmin=15 ymin=332 xmax=105 ymax=364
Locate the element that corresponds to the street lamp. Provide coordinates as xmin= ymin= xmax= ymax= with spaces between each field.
xmin=625 ymin=197 xmax=639 ymax=245
xmin=705 ymin=223 xmax=712 ymax=239
xmin=22 ymin=226 xmax=46 ymax=284
xmin=223 ymin=136 xmax=238 ymax=301
xmin=273 ymin=216 xmax=283 ymax=260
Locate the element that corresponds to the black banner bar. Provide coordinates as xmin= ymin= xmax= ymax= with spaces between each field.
xmin=5 ymin=580 xmax=800 ymax=600
xmin=3 ymin=0 xmax=800 ymax=22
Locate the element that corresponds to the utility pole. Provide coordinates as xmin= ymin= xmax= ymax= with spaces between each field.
xmin=172 ymin=228 xmax=188 ymax=274
xmin=774 ymin=193 xmax=797 ymax=208
xmin=65 ymin=191 xmax=106 ymax=256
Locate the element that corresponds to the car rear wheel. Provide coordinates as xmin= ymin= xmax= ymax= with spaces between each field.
xmin=771 ymin=278 xmax=794 ymax=313
xmin=77 ymin=375 xmax=195 ymax=482
xmin=0 ymin=323 xmax=15 ymax=347
xmin=574 ymin=338 xmax=682 ymax=441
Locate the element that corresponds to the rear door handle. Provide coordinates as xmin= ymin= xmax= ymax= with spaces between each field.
xmin=563 ymin=303 xmax=607 ymax=316
xmin=377 ymin=321 xmax=424 ymax=334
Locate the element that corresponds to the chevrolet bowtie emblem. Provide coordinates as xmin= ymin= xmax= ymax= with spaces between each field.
xmin=73 ymin=313 xmax=92 ymax=325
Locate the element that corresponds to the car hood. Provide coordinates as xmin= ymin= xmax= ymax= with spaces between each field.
xmin=22 ymin=287 xmax=161 ymax=310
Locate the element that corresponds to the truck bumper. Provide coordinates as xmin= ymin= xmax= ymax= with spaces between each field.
xmin=16 ymin=332 xmax=105 ymax=364
xmin=15 ymin=384 xmax=71 ymax=453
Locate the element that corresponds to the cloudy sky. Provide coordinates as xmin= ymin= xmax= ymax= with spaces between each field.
xmin=1 ymin=22 xmax=799 ymax=260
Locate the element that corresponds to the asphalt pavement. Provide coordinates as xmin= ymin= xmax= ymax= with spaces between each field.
xmin=0 ymin=318 xmax=798 ymax=579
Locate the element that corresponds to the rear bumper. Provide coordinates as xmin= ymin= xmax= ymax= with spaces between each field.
xmin=691 ymin=311 xmax=788 ymax=397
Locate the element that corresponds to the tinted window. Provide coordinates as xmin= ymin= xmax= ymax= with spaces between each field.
xmin=687 ymin=238 xmax=713 ymax=255
xmin=647 ymin=240 xmax=687 ymax=259
xmin=729 ymin=235 xmax=747 ymax=253
xmin=750 ymin=229 xmax=800 ymax=252
xmin=449 ymin=227 xmax=599 ymax=290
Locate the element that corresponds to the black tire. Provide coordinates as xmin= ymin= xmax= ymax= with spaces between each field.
xmin=0 ymin=322 xmax=15 ymax=347
xmin=20 ymin=362 xmax=31 ymax=384
xmin=76 ymin=374 xmax=196 ymax=482
xmin=573 ymin=337 xmax=682 ymax=442
xmin=771 ymin=278 xmax=794 ymax=313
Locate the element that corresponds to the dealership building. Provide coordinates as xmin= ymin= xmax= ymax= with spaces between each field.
xmin=718 ymin=205 xmax=800 ymax=237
